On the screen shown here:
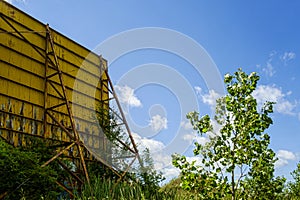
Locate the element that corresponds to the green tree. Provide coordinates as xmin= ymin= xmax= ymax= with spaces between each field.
xmin=240 ymin=150 xmax=286 ymax=199
xmin=0 ymin=137 xmax=62 ymax=200
xmin=173 ymin=69 xmax=285 ymax=199
xmin=285 ymin=162 xmax=300 ymax=199
xmin=96 ymin=105 xmax=165 ymax=188
xmin=137 ymin=148 xmax=165 ymax=191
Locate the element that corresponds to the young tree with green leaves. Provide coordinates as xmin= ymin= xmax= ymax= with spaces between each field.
xmin=173 ymin=69 xmax=285 ymax=199
xmin=96 ymin=105 xmax=165 ymax=189
xmin=284 ymin=162 xmax=300 ymax=199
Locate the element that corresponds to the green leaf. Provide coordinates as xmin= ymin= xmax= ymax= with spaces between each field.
xmin=172 ymin=69 xmax=280 ymax=199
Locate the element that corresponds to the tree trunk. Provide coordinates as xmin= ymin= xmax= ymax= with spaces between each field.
xmin=232 ymin=164 xmax=235 ymax=200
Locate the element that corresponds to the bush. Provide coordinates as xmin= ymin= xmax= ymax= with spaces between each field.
xmin=0 ymin=138 xmax=62 ymax=199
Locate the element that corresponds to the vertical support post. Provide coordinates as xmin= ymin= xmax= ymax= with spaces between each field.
xmin=43 ymin=24 xmax=49 ymax=137
xmin=43 ymin=25 xmax=90 ymax=185
xmin=46 ymin=25 xmax=90 ymax=185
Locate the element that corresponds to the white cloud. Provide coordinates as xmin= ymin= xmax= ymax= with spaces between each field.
xmin=132 ymin=132 xmax=179 ymax=183
xmin=186 ymin=156 xmax=203 ymax=165
xmin=194 ymin=86 xmax=221 ymax=107
xmin=195 ymin=136 xmax=209 ymax=145
xmin=115 ymin=85 xmax=142 ymax=107
xmin=262 ymin=62 xmax=275 ymax=77
xmin=264 ymin=51 xmax=277 ymax=77
xmin=180 ymin=120 xmax=193 ymax=130
xmin=194 ymin=86 xmax=202 ymax=95
xmin=253 ymin=85 xmax=283 ymax=103
xmin=281 ymin=51 xmax=296 ymax=64
xmin=181 ymin=119 xmax=211 ymax=145
xmin=202 ymin=90 xmax=221 ymax=106
xmin=149 ymin=114 xmax=168 ymax=132
xmin=277 ymin=150 xmax=296 ymax=160
xmin=275 ymin=150 xmax=296 ymax=168
xmin=183 ymin=132 xmax=209 ymax=145
xmin=182 ymin=133 xmax=195 ymax=142
xmin=276 ymin=101 xmax=296 ymax=115
xmin=275 ymin=159 xmax=288 ymax=168
xmin=132 ymin=132 xmax=165 ymax=152
xmin=153 ymin=153 xmax=172 ymax=170
xmin=256 ymin=51 xmax=276 ymax=77
xmin=161 ymin=167 xmax=180 ymax=183
xmin=258 ymin=51 xmax=296 ymax=77
xmin=253 ymin=85 xmax=296 ymax=115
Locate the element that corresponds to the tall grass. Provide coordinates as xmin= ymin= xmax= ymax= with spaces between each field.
xmin=76 ymin=178 xmax=156 ymax=200
xmin=74 ymin=176 xmax=202 ymax=200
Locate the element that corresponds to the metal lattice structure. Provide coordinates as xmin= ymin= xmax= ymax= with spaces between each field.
xmin=0 ymin=1 xmax=141 ymax=196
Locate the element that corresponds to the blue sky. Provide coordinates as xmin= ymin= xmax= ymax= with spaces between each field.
xmin=8 ymin=0 xmax=300 ymax=182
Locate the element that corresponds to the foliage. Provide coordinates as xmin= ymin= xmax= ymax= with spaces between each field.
xmin=172 ymin=69 xmax=285 ymax=199
xmin=76 ymin=176 xmax=200 ymax=200
xmin=96 ymin=105 xmax=129 ymax=147
xmin=96 ymin=105 xmax=165 ymax=196
xmin=87 ymin=161 xmax=120 ymax=181
xmin=86 ymin=148 xmax=165 ymax=199
xmin=134 ymin=148 xmax=165 ymax=194
xmin=285 ymin=162 xmax=300 ymax=199
xmin=160 ymin=177 xmax=206 ymax=200
xmin=239 ymin=149 xmax=286 ymax=199
xmin=96 ymin=105 xmax=133 ymax=170
xmin=77 ymin=177 xmax=160 ymax=200
xmin=0 ymin=137 xmax=62 ymax=200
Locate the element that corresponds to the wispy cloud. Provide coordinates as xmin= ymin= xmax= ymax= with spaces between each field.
xmin=253 ymin=84 xmax=296 ymax=115
xmin=149 ymin=114 xmax=168 ymax=132
xmin=180 ymin=120 xmax=193 ymax=130
xmin=258 ymin=51 xmax=276 ymax=77
xmin=194 ymin=86 xmax=202 ymax=95
xmin=263 ymin=62 xmax=276 ymax=77
xmin=115 ymin=85 xmax=142 ymax=107
xmin=258 ymin=51 xmax=296 ymax=77
xmin=280 ymin=51 xmax=296 ymax=65
xmin=275 ymin=149 xmax=297 ymax=168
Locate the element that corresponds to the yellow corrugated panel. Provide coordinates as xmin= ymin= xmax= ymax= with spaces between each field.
xmin=0 ymin=1 xmax=109 ymax=153
xmin=0 ymin=1 xmax=46 ymax=33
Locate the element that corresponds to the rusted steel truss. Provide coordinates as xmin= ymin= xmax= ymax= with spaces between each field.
xmin=0 ymin=8 xmax=142 ymax=196
xmin=42 ymin=25 xmax=90 ymax=185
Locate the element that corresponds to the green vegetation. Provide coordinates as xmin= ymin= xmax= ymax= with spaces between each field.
xmin=172 ymin=69 xmax=285 ymax=199
xmin=0 ymin=138 xmax=63 ymax=200
xmin=77 ymin=177 xmax=162 ymax=200
xmin=1 ymin=69 xmax=300 ymax=199
xmin=284 ymin=163 xmax=300 ymax=199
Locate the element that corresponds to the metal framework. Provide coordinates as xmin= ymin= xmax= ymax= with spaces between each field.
xmin=41 ymin=24 xmax=91 ymax=186
xmin=0 ymin=2 xmax=141 ymax=197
